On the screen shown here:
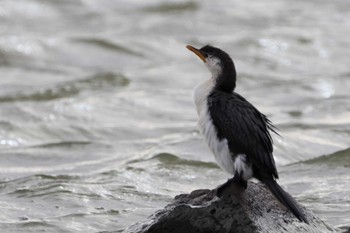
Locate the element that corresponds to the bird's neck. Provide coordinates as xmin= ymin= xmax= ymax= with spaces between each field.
xmin=213 ymin=65 xmax=236 ymax=93
xmin=194 ymin=79 xmax=215 ymax=114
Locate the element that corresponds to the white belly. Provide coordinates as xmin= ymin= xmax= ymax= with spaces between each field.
xmin=193 ymin=80 xmax=235 ymax=174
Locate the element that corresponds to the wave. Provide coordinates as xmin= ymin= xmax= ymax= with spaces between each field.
xmin=143 ymin=1 xmax=198 ymax=13
xmin=71 ymin=37 xmax=143 ymax=56
xmin=128 ymin=152 xmax=218 ymax=169
xmin=0 ymin=72 xmax=129 ymax=102
xmin=304 ymin=147 xmax=350 ymax=167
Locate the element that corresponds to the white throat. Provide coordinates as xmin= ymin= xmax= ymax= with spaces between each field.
xmin=193 ymin=56 xmax=223 ymax=114
xmin=193 ymin=78 xmax=214 ymax=115
xmin=205 ymin=56 xmax=222 ymax=80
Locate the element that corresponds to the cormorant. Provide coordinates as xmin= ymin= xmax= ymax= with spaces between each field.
xmin=186 ymin=44 xmax=308 ymax=223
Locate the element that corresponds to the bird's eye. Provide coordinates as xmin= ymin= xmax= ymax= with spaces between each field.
xmin=203 ymin=53 xmax=209 ymax=58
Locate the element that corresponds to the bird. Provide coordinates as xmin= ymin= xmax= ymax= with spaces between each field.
xmin=186 ymin=44 xmax=308 ymax=223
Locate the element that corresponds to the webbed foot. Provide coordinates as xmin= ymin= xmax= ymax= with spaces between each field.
xmin=216 ymin=175 xmax=247 ymax=197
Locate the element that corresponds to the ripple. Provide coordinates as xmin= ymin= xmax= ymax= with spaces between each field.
xmin=0 ymin=72 xmax=129 ymax=102
xmin=143 ymin=1 xmax=198 ymax=13
xmin=128 ymin=152 xmax=218 ymax=169
xmin=71 ymin=37 xmax=143 ymax=56
xmin=305 ymin=148 xmax=350 ymax=167
xmin=0 ymin=49 xmax=9 ymax=66
xmin=287 ymin=110 xmax=303 ymax=117
xmin=34 ymin=174 xmax=79 ymax=180
xmin=2 ymin=174 xmax=77 ymax=192
xmin=11 ymin=184 xmax=72 ymax=198
xmin=17 ymin=221 xmax=55 ymax=228
xmin=6 ymin=174 xmax=114 ymax=199
xmin=30 ymin=141 xmax=92 ymax=149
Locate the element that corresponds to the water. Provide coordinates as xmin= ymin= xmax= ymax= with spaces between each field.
xmin=0 ymin=0 xmax=349 ymax=232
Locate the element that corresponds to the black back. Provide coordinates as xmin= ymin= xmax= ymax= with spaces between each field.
xmin=208 ymin=90 xmax=279 ymax=180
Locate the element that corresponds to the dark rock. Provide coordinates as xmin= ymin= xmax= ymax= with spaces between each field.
xmin=125 ymin=181 xmax=336 ymax=233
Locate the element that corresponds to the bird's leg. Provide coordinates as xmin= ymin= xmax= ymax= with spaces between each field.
xmin=216 ymin=172 xmax=247 ymax=197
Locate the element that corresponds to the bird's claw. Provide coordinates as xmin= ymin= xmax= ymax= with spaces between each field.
xmin=216 ymin=176 xmax=247 ymax=197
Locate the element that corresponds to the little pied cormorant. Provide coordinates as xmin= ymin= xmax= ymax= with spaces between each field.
xmin=186 ymin=44 xmax=308 ymax=223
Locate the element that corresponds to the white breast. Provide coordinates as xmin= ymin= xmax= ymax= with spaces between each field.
xmin=193 ymin=79 xmax=235 ymax=174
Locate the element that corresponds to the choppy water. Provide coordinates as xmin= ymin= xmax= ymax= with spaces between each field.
xmin=0 ymin=0 xmax=349 ymax=232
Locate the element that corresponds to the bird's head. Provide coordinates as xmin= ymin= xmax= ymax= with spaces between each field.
xmin=186 ymin=44 xmax=236 ymax=92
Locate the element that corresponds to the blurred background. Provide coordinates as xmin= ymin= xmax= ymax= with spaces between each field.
xmin=0 ymin=0 xmax=349 ymax=232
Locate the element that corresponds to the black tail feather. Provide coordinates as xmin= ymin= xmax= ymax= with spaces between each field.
xmin=264 ymin=179 xmax=309 ymax=223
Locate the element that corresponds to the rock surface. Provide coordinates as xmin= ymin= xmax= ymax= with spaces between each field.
xmin=125 ymin=181 xmax=337 ymax=233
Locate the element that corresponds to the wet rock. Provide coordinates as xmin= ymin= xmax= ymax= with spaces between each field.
xmin=125 ymin=181 xmax=336 ymax=233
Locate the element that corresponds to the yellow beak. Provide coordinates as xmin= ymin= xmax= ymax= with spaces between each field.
xmin=186 ymin=45 xmax=206 ymax=63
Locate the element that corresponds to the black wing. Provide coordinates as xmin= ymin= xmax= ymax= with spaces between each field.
xmin=208 ymin=90 xmax=279 ymax=179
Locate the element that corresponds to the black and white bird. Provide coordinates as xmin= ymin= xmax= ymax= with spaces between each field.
xmin=186 ymin=44 xmax=307 ymax=223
